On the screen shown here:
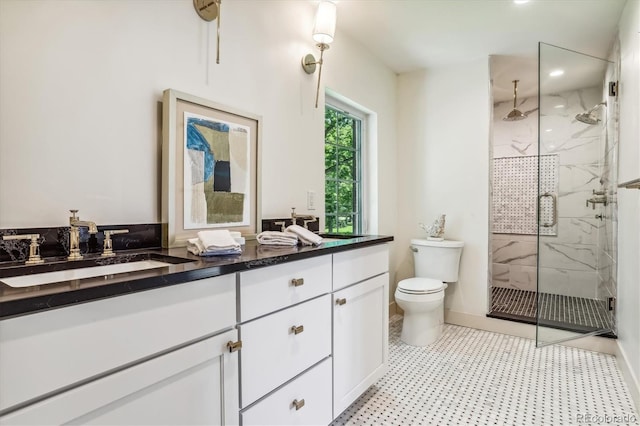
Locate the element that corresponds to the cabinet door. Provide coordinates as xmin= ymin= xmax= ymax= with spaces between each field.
xmin=333 ymin=273 xmax=389 ymax=418
xmin=0 ymin=330 xmax=240 ymax=426
xmin=0 ymin=274 xmax=236 ymax=412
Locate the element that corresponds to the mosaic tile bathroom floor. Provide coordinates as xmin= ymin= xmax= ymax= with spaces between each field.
xmin=331 ymin=315 xmax=638 ymax=426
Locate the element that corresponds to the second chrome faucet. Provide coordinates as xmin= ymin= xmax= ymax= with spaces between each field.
xmin=291 ymin=207 xmax=317 ymax=229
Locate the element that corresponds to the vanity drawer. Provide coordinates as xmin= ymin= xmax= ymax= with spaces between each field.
xmin=239 ymin=295 xmax=331 ymax=408
xmin=333 ymin=244 xmax=389 ymax=290
xmin=241 ymin=358 xmax=332 ymax=426
xmin=239 ymin=255 xmax=331 ymax=321
xmin=0 ymin=274 xmax=236 ymax=412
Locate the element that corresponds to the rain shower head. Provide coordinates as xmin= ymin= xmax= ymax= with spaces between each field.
xmin=575 ymin=102 xmax=607 ymax=125
xmin=503 ymin=80 xmax=526 ymax=121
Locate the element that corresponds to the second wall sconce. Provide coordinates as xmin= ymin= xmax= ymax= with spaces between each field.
xmin=301 ymin=0 xmax=337 ymax=108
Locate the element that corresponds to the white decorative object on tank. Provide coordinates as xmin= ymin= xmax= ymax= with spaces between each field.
xmin=419 ymin=214 xmax=446 ymax=241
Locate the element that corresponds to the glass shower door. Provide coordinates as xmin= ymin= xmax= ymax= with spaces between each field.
xmin=536 ymin=43 xmax=617 ymax=347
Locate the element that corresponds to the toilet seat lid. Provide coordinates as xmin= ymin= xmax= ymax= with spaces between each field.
xmin=398 ymin=278 xmax=444 ymax=294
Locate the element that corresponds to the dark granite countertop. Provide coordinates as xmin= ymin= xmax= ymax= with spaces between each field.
xmin=0 ymin=235 xmax=393 ymax=320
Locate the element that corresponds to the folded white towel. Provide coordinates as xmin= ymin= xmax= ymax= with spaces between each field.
xmin=197 ymin=230 xmax=241 ymax=251
xmin=256 ymin=231 xmax=298 ymax=246
xmin=187 ymin=237 xmax=242 ymax=256
xmin=286 ymin=225 xmax=323 ymax=246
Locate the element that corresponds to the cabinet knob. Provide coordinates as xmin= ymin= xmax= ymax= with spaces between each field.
xmin=291 ymin=325 xmax=304 ymax=335
xmin=226 ymin=340 xmax=242 ymax=353
xmin=292 ymin=398 xmax=305 ymax=410
xmin=336 ymin=298 xmax=347 ymax=306
xmin=291 ymin=278 xmax=305 ymax=287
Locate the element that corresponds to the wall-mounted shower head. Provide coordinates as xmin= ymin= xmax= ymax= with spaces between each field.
xmin=575 ymin=102 xmax=607 ymax=125
xmin=503 ymin=80 xmax=526 ymax=121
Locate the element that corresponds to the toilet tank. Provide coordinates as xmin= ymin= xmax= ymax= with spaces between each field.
xmin=411 ymin=239 xmax=464 ymax=282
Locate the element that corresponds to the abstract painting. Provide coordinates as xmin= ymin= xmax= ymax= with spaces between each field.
xmin=162 ymin=89 xmax=261 ymax=248
xmin=183 ymin=112 xmax=250 ymax=229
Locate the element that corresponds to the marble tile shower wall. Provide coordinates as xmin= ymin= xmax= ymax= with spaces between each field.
xmin=492 ymin=95 xmax=540 ymax=293
xmin=492 ymin=87 xmax=605 ymax=298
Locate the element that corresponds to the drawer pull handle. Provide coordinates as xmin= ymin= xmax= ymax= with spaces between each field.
xmin=291 ymin=325 xmax=304 ymax=335
xmin=291 ymin=278 xmax=305 ymax=287
xmin=336 ymin=298 xmax=347 ymax=306
xmin=226 ymin=340 xmax=242 ymax=353
xmin=292 ymin=398 xmax=305 ymax=410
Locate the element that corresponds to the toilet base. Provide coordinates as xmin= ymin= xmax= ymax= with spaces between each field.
xmin=400 ymin=317 xmax=443 ymax=346
xmin=399 ymin=302 xmax=444 ymax=347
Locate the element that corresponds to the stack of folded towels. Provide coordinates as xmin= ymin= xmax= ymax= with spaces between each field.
xmin=286 ymin=225 xmax=323 ymax=245
xmin=256 ymin=231 xmax=298 ymax=246
xmin=187 ymin=230 xmax=243 ymax=256
xmin=256 ymin=224 xmax=323 ymax=247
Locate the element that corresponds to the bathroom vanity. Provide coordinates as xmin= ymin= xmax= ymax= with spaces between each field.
xmin=0 ymin=235 xmax=392 ymax=425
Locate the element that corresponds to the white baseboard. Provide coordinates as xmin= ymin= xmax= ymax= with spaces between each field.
xmin=444 ymin=309 xmax=618 ymax=355
xmin=616 ymin=342 xmax=640 ymax=409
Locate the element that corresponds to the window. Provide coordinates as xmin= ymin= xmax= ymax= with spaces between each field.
xmin=324 ymin=102 xmax=364 ymax=234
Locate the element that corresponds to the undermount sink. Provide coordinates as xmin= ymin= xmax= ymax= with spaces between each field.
xmin=320 ymin=234 xmax=363 ymax=243
xmin=321 ymin=238 xmax=351 ymax=243
xmin=1 ymin=260 xmax=173 ymax=288
xmin=0 ymin=253 xmax=194 ymax=288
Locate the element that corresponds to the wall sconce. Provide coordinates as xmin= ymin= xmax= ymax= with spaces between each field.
xmin=301 ymin=0 xmax=337 ymax=108
xmin=193 ymin=0 xmax=222 ymax=64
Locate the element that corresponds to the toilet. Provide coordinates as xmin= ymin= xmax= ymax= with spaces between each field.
xmin=395 ymin=239 xmax=464 ymax=346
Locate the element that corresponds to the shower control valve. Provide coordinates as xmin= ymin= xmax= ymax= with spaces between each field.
xmin=586 ymin=196 xmax=608 ymax=209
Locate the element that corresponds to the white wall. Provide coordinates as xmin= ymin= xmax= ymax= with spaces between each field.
xmin=0 ymin=0 xmax=400 ymax=305
xmin=396 ymin=60 xmax=491 ymax=316
xmin=615 ymin=0 xmax=640 ymax=403
xmin=0 ymin=0 xmax=397 ymax=238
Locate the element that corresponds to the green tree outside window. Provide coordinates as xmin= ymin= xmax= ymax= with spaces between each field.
xmin=325 ymin=105 xmax=362 ymax=234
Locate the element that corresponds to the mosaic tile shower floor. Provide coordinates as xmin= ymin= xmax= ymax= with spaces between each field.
xmin=331 ymin=315 xmax=638 ymax=426
xmin=490 ymin=287 xmax=615 ymax=331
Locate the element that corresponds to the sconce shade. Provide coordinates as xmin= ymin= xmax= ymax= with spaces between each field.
xmin=313 ymin=1 xmax=337 ymax=44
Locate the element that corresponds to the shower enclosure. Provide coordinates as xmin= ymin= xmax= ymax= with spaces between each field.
xmin=488 ymin=43 xmax=618 ymax=347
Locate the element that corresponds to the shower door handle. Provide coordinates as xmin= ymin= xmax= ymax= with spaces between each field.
xmin=539 ymin=192 xmax=557 ymax=227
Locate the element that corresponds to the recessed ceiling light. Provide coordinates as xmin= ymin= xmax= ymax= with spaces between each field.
xmin=549 ymin=69 xmax=565 ymax=77
xmin=514 ymin=0 xmax=530 ymax=4
xmin=554 ymin=104 xmax=565 ymax=109
xmin=545 ymin=129 xmax=553 ymax=132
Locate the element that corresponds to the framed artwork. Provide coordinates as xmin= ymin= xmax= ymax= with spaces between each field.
xmin=162 ymin=89 xmax=261 ymax=248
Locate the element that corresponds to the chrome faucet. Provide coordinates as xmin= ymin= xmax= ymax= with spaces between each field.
xmin=290 ymin=207 xmax=317 ymax=229
xmin=68 ymin=209 xmax=98 ymax=260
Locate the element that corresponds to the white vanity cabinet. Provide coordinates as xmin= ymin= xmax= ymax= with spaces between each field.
xmin=0 ymin=274 xmax=239 ymax=425
xmin=238 ymin=256 xmax=333 ymax=425
xmin=238 ymin=244 xmax=390 ymax=424
xmin=0 ymin=240 xmax=391 ymax=426
xmin=332 ymin=245 xmax=389 ymax=418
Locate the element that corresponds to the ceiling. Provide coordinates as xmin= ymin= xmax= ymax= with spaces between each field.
xmin=334 ymin=0 xmax=627 ymax=101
